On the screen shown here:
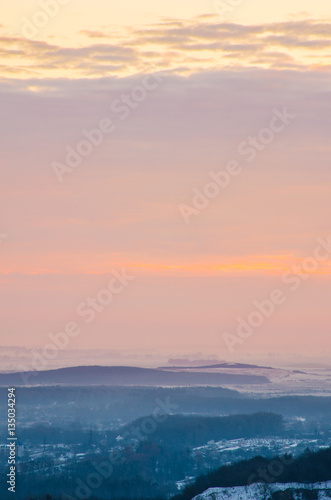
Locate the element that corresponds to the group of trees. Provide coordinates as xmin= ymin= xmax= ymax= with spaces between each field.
xmin=25 ymin=447 xmax=331 ymax=500
xmin=123 ymin=412 xmax=284 ymax=449
xmin=172 ymin=447 xmax=331 ymax=500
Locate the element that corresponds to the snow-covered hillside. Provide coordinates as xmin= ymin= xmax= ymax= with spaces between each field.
xmin=192 ymin=481 xmax=331 ymax=499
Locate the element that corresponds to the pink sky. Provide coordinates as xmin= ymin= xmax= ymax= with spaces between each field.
xmin=0 ymin=4 xmax=331 ymax=359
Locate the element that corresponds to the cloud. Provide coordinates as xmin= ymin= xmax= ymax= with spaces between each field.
xmin=1 ymin=18 xmax=331 ymax=80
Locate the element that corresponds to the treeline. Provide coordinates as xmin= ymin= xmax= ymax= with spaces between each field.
xmin=26 ymin=447 xmax=331 ymax=500
xmin=2 ymin=386 xmax=331 ymax=433
xmin=172 ymin=447 xmax=331 ymax=500
xmin=122 ymin=412 xmax=284 ymax=449
xmin=23 ymin=447 xmax=331 ymax=500
xmin=1 ymin=411 xmax=283 ymax=447
xmin=12 ymin=441 xmax=193 ymax=499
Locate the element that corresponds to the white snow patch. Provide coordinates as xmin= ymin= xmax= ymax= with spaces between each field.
xmin=192 ymin=481 xmax=331 ymax=500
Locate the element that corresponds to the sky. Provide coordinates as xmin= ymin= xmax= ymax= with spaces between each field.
xmin=0 ymin=0 xmax=331 ymax=361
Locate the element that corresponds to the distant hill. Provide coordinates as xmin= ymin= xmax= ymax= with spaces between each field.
xmin=166 ymin=358 xmax=225 ymax=367
xmin=0 ymin=365 xmax=270 ymax=387
xmin=120 ymin=412 xmax=284 ymax=448
xmin=159 ymin=362 xmax=274 ymax=370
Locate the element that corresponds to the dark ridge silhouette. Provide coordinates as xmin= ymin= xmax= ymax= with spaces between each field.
xmin=0 ymin=365 xmax=270 ymax=386
xmin=120 ymin=412 xmax=284 ymax=448
xmin=172 ymin=447 xmax=331 ymax=500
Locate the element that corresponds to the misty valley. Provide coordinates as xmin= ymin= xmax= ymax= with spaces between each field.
xmin=1 ymin=377 xmax=331 ymax=500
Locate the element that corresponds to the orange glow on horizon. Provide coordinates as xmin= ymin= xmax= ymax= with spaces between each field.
xmin=1 ymin=254 xmax=331 ymax=277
